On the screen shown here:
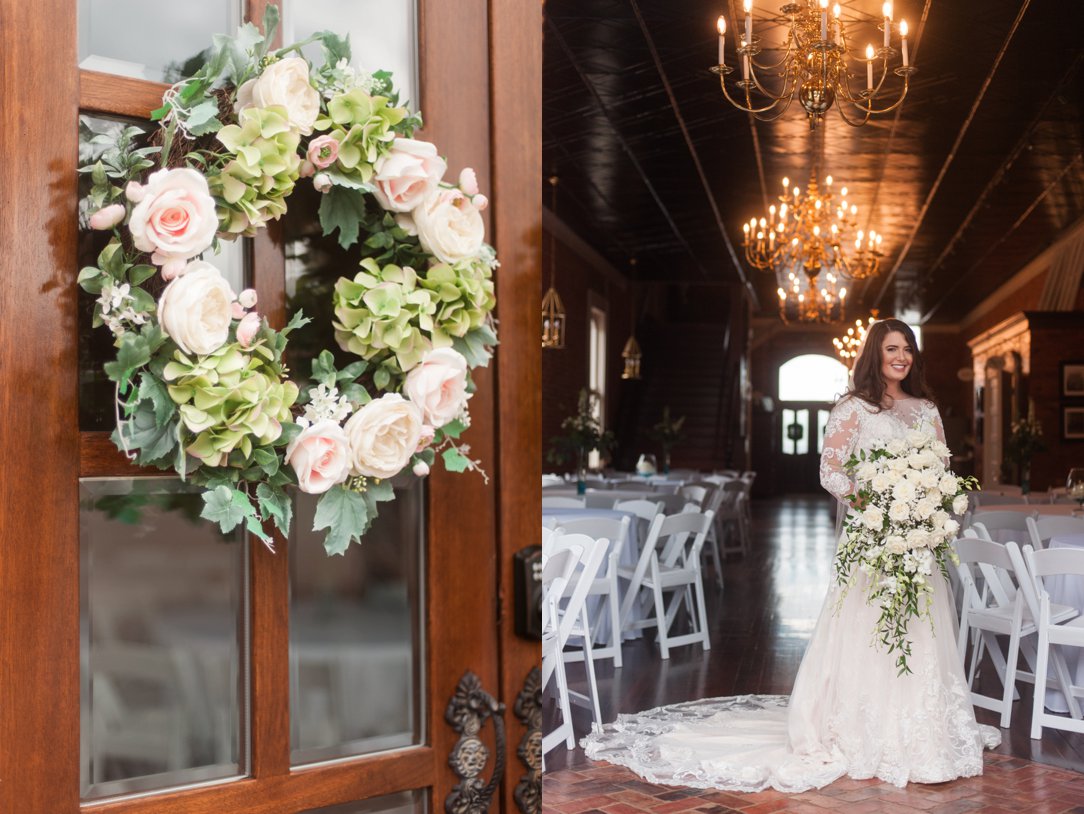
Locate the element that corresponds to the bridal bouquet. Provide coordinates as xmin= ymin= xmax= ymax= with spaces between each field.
xmin=834 ymin=427 xmax=979 ymax=675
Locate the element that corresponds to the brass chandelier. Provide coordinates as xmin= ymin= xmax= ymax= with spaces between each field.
xmin=743 ymin=170 xmax=884 ymax=323
xmin=712 ymin=1 xmax=915 ymax=128
xmin=833 ymin=310 xmax=879 ymax=366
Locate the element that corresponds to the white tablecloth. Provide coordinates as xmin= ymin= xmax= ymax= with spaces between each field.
xmin=976 ymin=504 xmax=1079 ymax=516
xmin=1043 ymin=534 xmax=1084 ymax=713
xmin=542 ymin=507 xmax=645 ymax=644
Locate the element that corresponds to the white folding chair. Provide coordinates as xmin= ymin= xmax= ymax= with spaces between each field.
xmin=542 ymin=496 xmax=585 ymax=509
xmin=618 ymin=510 xmax=714 ymax=659
xmin=1022 ymin=544 xmax=1084 ymax=738
xmin=679 ymin=485 xmax=708 ymax=508
xmin=611 ymin=498 xmax=664 ymax=523
xmin=969 ymin=510 xmax=1035 ymax=543
xmin=555 ymin=516 xmax=631 ymax=668
xmin=540 ymin=539 xmax=580 ymax=761
xmin=686 ymin=483 xmax=726 ymax=589
xmin=1026 ymin=516 xmax=1084 ymax=550
xmin=953 ymin=537 xmax=1078 ymax=726
xmin=614 ymin=481 xmax=651 ymax=492
xmin=977 ymin=492 xmax=1027 ymax=507
xmin=716 ymin=480 xmax=751 ymax=557
xmin=545 ymin=533 xmax=609 ymax=733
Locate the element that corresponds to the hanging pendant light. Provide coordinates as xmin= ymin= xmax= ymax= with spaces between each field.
xmin=621 ymin=269 xmax=642 ymax=379
xmin=542 ymin=175 xmax=566 ymax=349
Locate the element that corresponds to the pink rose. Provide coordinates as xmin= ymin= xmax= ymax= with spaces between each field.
xmin=403 ymin=348 xmax=470 ymax=428
xmin=128 ymin=168 xmax=218 ymax=268
xmin=307 ymin=135 xmax=340 ymax=169
xmin=299 ymin=160 xmax=316 ymax=179
xmin=125 ymin=181 xmax=145 ymax=203
xmin=416 ymin=424 xmax=436 ymax=452
xmin=89 ymin=203 xmax=126 ymax=230
xmin=236 ymin=312 xmax=261 ymax=348
xmin=344 ymin=394 xmax=423 ymax=479
xmin=285 ymin=420 xmax=352 ymax=494
xmin=458 ymin=167 xmax=479 ymax=196
xmin=371 ymin=138 xmax=447 ymax=213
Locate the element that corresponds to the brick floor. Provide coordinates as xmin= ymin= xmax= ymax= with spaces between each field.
xmin=542 ymin=754 xmax=1084 ymax=813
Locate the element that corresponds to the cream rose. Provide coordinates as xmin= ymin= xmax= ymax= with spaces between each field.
xmin=939 ymin=474 xmax=958 ymax=494
xmin=128 ymin=168 xmax=218 ymax=273
xmin=286 ymin=421 xmax=352 ymax=494
xmin=402 ymin=348 xmax=470 ymax=428
xmin=413 ymin=188 xmax=485 ymax=263
xmin=344 ymin=394 xmax=423 ymax=478
xmin=861 ymin=506 xmax=884 ymax=530
xmin=235 ymin=56 xmax=320 ymax=135
xmin=893 ymin=479 xmax=916 ymax=503
xmin=888 ymin=501 xmax=911 ymax=522
xmin=952 ymin=494 xmax=969 ymax=515
xmin=158 ymin=261 xmax=234 ymax=355
xmin=913 ymin=497 xmax=937 ymax=520
xmin=371 ymin=139 xmax=447 ymax=213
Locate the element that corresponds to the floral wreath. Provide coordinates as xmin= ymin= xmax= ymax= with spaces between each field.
xmin=78 ymin=8 xmax=497 ymax=555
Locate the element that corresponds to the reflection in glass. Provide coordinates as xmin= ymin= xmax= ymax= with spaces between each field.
xmin=77 ymin=115 xmax=250 ymax=431
xmin=289 ymin=480 xmax=425 ymax=764
xmin=78 ymin=0 xmax=242 ymax=83
xmin=298 ymin=790 xmax=425 ymax=814
xmin=282 ymin=0 xmax=419 ymax=108
xmin=80 ymin=478 xmax=247 ymax=800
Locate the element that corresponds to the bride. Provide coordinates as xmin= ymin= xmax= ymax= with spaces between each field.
xmin=581 ymin=319 xmax=1000 ymax=792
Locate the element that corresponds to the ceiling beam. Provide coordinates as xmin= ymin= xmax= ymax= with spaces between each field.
xmin=872 ymin=0 xmax=1033 ymax=310
xmin=628 ymin=0 xmax=759 ymax=307
xmin=546 ymin=16 xmax=712 ymax=279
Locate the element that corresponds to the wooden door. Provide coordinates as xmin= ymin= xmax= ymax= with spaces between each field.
xmin=0 ymin=1 xmax=541 ymax=812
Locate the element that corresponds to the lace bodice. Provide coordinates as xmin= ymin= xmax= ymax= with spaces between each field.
xmin=819 ymin=396 xmax=945 ymax=504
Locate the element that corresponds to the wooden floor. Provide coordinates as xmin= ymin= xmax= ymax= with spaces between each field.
xmin=543 ymin=494 xmax=1084 ymax=809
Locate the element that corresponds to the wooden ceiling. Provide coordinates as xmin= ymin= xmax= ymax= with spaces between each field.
xmin=542 ymin=0 xmax=1084 ymax=324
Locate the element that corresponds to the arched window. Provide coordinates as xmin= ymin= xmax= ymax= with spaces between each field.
xmin=778 ymin=355 xmax=849 ymax=403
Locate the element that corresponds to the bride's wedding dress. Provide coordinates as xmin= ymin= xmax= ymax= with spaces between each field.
xmin=581 ymin=397 xmax=1000 ymax=792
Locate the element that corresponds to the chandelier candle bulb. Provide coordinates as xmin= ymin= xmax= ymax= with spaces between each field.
xmin=882 ymin=1 xmax=892 ymax=47
xmin=833 ymin=3 xmax=842 ymax=45
xmin=820 ymin=0 xmax=828 ymax=40
xmin=866 ymin=43 xmax=875 ymax=89
xmin=744 ymin=0 xmax=752 ymax=44
xmin=900 ymin=19 xmax=909 ymax=66
xmin=717 ymin=16 xmax=727 ymax=64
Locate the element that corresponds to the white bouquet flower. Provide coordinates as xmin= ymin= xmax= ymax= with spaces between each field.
xmin=834 ymin=426 xmax=979 ymax=675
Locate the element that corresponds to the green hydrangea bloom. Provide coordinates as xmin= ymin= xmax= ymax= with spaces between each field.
xmin=211 ymin=105 xmax=302 ymax=236
xmin=332 ymin=258 xmax=437 ymax=372
xmin=314 ymin=89 xmax=406 ymax=186
xmin=420 ymin=258 xmax=497 ymax=346
xmin=163 ymin=342 xmax=300 ymax=467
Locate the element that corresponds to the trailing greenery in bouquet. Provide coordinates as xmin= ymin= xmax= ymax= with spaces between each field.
xmin=834 ymin=427 xmax=978 ymax=675
xmin=77 ymin=8 xmax=497 ymax=555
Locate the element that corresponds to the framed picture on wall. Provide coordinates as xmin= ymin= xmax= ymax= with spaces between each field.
xmin=1064 ymin=406 xmax=1084 ymax=441
xmin=1062 ymin=362 xmax=1084 ymax=397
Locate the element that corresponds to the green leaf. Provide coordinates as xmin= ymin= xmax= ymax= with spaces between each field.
xmin=115 ymin=400 xmax=177 ymax=462
xmin=316 ymin=29 xmax=352 ymax=66
xmin=253 ymin=447 xmax=280 ymax=477
xmin=138 ymin=374 xmax=176 ymax=428
xmin=277 ymin=422 xmax=304 ymax=447
xmin=367 ymin=479 xmax=395 ymax=503
xmin=440 ymin=418 xmax=468 ymax=439
xmin=150 ymin=103 xmax=172 ymax=121
xmin=104 ymin=333 xmax=151 ymax=382
xmin=185 ymin=99 xmax=223 ymax=136
xmin=256 ymin=483 xmax=293 ymax=537
xmin=373 ymin=366 xmax=391 ymax=390
xmin=452 ymin=328 xmax=496 ymax=368
xmin=200 ymin=485 xmax=254 ymax=535
xmin=313 ymin=486 xmax=371 ymax=556
xmin=337 ymin=360 xmax=368 ymax=381
xmin=318 ymin=186 xmax=366 ymax=249
xmin=128 ymin=264 xmax=158 ymax=286
xmin=283 ymin=310 xmax=311 ymax=336
xmin=78 ymin=267 xmax=106 ymax=294
xmin=312 ymin=350 xmax=337 ymax=387
xmin=341 ymin=383 xmax=370 ymax=405
xmin=442 ymin=447 xmax=471 ymax=473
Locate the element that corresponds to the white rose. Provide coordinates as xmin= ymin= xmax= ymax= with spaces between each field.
xmin=886 ymin=535 xmax=908 ymax=555
xmin=344 ymin=393 xmax=423 ymax=478
xmin=285 ymin=420 xmax=352 ymax=494
xmin=943 ymin=518 xmax=960 ymax=537
xmin=871 ymin=472 xmax=892 ymax=493
xmin=931 ymin=441 xmax=951 ymax=459
xmin=919 ymin=469 xmax=940 ymax=489
xmin=931 ymin=509 xmax=949 ymax=529
xmin=856 ymin=461 xmax=877 ymax=482
xmin=158 ymin=261 xmax=234 ymax=355
xmin=893 ymin=479 xmax=917 ymax=503
xmin=236 ymin=56 xmax=320 ymax=135
xmin=371 ymin=139 xmax=447 ymax=213
xmin=906 ymin=528 xmax=930 ymax=549
xmin=402 ymin=347 xmax=470 ymax=427
xmin=952 ymin=494 xmax=969 ymax=515
xmin=128 ymin=168 xmax=218 ymax=274
xmin=413 ymin=188 xmax=485 ymax=263
xmin=886 ymin=438 xmax=907 ymax=456
xmin=888 ymin=457 xmax=909 ymax=473
xmin=888 ymin=502 xmax=911 ymax=523
xmin=914 ymin=497 xmax=937 ymax=520
xmin=906 ymin=429 xmax=928 ymax=448
xmin=939 ymin=474 xmax=958 ymax=494
xmin=907 ymin=451 xmax=926 ymax=470
xmin=917 ymin=450 xmax=939 ymax=469
xmin=861 ymin=506 xmax=884 ymax=530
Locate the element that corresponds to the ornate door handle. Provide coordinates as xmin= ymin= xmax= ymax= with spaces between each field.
xmin=445 ymin=672 xmax=506 ymax=814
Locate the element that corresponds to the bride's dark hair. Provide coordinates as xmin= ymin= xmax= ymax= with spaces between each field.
xmin=846 ymin=318 xmax=935 ymax=409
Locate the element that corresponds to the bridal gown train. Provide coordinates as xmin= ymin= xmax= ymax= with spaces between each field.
xmin=581 ymin=397 xmax=1001 ymax=792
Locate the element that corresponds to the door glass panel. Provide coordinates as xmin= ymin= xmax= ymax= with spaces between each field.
xmin=816 ymin=409 xmax=830 ymax=455
xmin=298 ymin=789 xmax=426 ymax=814
xmin=78 ymin=0 xmax=242 ymax=83
xmin=289 ymin=479 xmax=426 ymax=765
xmin=282 ymin=0 xmax=419 ymax=108
xmin=795 ymin=408 xmax=810 ymax=455
xmin=80 ymin=478 xmax=247 ymax=801
xmin=782 ymin=409 xmax=796 ymax=455
xmin=77 ymin=115 xmax=250 ymax=432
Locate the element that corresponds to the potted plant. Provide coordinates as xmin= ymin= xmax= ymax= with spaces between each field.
xmin=547 ymin=389 xmax=616 ymax=493
xmin=1005 ymin=413 xmax=1045 ymax=495
xmin=648 ymin=406 xmax=686 ymax=475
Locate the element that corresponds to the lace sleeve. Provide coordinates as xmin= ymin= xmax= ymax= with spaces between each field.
xmin=820 ymin=398 xmax=862 ymax=503
xmin=925 ymin=400 xmax=949 ymax=465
